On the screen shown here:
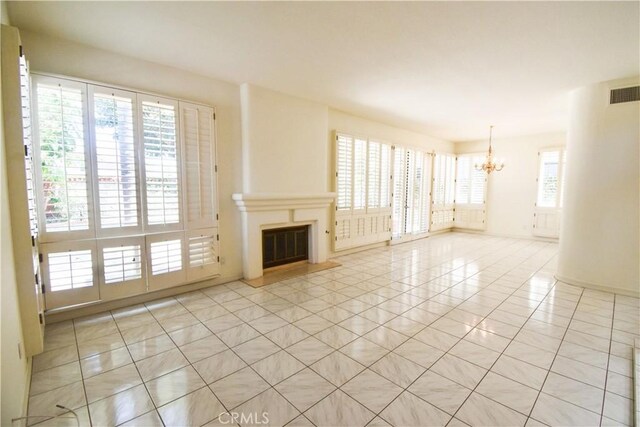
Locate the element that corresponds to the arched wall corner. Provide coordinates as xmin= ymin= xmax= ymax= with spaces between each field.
xmin=557 ymin=76 xmax=640 ymax=297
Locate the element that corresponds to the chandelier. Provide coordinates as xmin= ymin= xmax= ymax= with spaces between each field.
xmin=474 ymin=125 xmax=504 ymax=174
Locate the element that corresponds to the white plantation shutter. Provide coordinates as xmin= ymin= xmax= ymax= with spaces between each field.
xmin=140 ymin=96 xmax=181 ymax=230
xmin=537 ymin=150 xmax=561 ymax=208
xmin=90 ymin=87 xmax=141 ymax=234
xmin=455 ymin=156 xmax=471 ymax=203
xmin=380 ymin=144 xmax=391 ymax=208
xmin=97 ymin=236 xmax=146 ymax=299
xmin=336 ymin=134 xmax=353 ymax=211
xmin=33 ymin=76 xmax=93 ymax=240
xmin=454 ymin=154 xmax=487 ymax=230
xmin=186 ymin=228 xmax=219 ymax=281
xmin=40 ymin=240 xmax=99 ymax=309
xmin=180 ymin=102 xmax=217 ymax=229
xmin=392 ymin=147 xmax=407 ymax=237
xmin=533 ymin=147 xmax=565 ymax=238
xmin=147 ymin=232 xmax=186 ymax=290
xmin=367 ymin=141 xmax=381 ymax=209
xmin=353 ymin=138 xmax=367 ymax=211
xmin=431 ymin=153 xmax=456 ymax=230
xmin=470 ymin=159 xmax=486 ymax=204
xmin=21 ymin=58 xmax=38 ymax=238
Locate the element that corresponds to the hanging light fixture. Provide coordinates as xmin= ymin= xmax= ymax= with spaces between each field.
xmin=475 ymin=125 xmax=504 ymax=174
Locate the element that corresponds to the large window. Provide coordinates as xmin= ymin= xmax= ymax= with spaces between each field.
xmin=392 ymin=148 xmax=432 ymax=238
xmin=431 ymin=153 xmax=456 ymax=230
xmin=533 ymin=147 xmax=566 ymax=237
xmin=334 ymin=132 xmax=392 ymax=250
xmin=31 ymin=75 xmax=220 ymax=309
xmin=453 ymin=154 xmax=487 ymax=230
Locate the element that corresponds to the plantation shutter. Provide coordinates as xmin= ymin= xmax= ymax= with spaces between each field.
xmin=90 ymin=87 xmax=141 ymax=234
xmin=536 ymin=150 xmax=560 ymax=208
xmin=180 ymin=102 xmax=217 ymax=229
xmin=454 ymin=154 xmax=487 ymax=230
xmin=32 ymin=76 xmax=93 ymax=240
xmin=336 ymin=134 xmax=353 ymax=211
xmin=455 ymin=156 xmax=471 ymax=204
xmin=469 ymin=156 xmax=486 ymax=205
xmin=380 ymin=144 xmax=391 ymax=208
xmin=353 ymin=137 xmax=367 ymax=211
xmin=146 ymin=231 xmax=186 ymax=290
xmin=367 ymin=141 xmax=381 ymax=209
xmin=186 ymin=228 xmax=219 ymax=281
xmin=392 ymin=147 xmax=407 ymax=237
xmin=97 ymin=236 xmax=146 ymax=300
xmin=140 ymin=95 xmax=181 ymax=231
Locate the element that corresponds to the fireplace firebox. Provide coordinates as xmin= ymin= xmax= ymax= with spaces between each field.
xmin=262 ymin=226 xmax=309 ymax=269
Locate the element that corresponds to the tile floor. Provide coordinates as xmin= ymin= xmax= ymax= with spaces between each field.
xmin=28 ymin=233 xmax=639 ymax=427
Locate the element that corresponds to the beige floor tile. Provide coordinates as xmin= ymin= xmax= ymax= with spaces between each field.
xmin=413 ymin=327 xmax=460 ymax=352
xmin=180 ymin=335 xmax=227 ymax=363
xmin=379 ymin=391 xmax=450 ymax=427
xmin=286 ymin=336 xmax=334 ymax=365
xmin=393 ymin=338 xmax=444 ymax=368
xmin=550 ymin=354 xmax=607 ymax=388
xmin=193 ymin=349 xmax=247 ymax=384
xmin=27 ymin=381 xmax=86 ymax=425
xmin=158 ymin=387 xmax=226 ymax=426
xmin=251 ymin=350 xmax=306 ymax=385
xmin=247 ymin=314 xmax=289 ymax=334
xmin=78 ymin=332 xmax=126 ymax=359
xmin=275 ymin=368 xmax=336 ymax=411
xmin=491 ymin=354 xmax=548 ymax=390
xmin=314 ymin=325 xmax=358 ymax=349
xmin=120 ymin=410 xmax=164 ymax=427
xmin=30 ymin=361 xmax=82 ymax=396
xmin=311 ymin=351 xmax=365 ymax=386
xmin=146 ymin=366 xmax=206 ymax=406
xmin=120 ymin=322 xmax=165 ymax=346
xmin=476 ymin=371 xmax=539 ymax=414
xmin=292 ymin=314 xmax=333 ymax=335
xmin=233 ymin=388 xmax=299 ymax=427
xmin=408 ymin=371 xmax=471 ymax=415
xmin=370 ymin=352 xmax=425 ymax=388
xmin=305 ymin=390 xmax=375 ymax=427
xmin=89 ymin=384 xmax=154 ymax=426
xmin=135 ymin=348 xmax=189 ymax=381
xmin=341 ymin=369 xmax=402 ymax=413
xmin=32 ymin=345 xmax=79 ymax=373
xmin=84 ymin=363 xmax=142 ymax=403
xmin=449 ymin=340 xmax=501 ymax=369
xmin=168 ymin=323 xmax=213 ymax=346
xmin=530 ymin=393 xmax=601 ymax=427
xmin=128 ymin=334 xmax=176 ymax=361
xmin=543 ymin=372 xmax=604 ymax=412
xmin=265 ymin=324 xmax=309 ymax=348
xmin=363 ymin=326 xmax=409 ymax=350
xmin=80 ymin=346 xmax=132 ymax=379
xmin=456 ymin=392 xmax=527 ymax=427
xmin=217 ymin=323 xmax=262 ymax=347
xmin=233 ymin=336 xmax=281 ymax=364
xmin=210 ymin=366 xmax=270 ymax=409
xmin=339 ymin=338 xmax=389 ymax=366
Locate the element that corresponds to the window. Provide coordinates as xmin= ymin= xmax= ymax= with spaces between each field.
xmin=431 ymin=153 xmax=456 ymax=230
xmin=537 ymin=149 xmax=565 ymax=208
xmin=31 ymin=74 xmax=219 ymax=309
xmin=392 ymin=148 xmax=432 ymax=238
xmin=334 ymin=132 xmax=392 ymax=250
xmin=455 ymin=155 xmax=486 ymax=205
xmin=533 ymin=147 xmax=566 ymax=238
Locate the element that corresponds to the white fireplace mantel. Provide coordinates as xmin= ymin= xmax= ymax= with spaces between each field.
xmin=232 ymin=193 xmax=336 ymax=279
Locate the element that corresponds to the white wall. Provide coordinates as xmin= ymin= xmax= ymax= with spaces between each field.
xmin=1 ymin=6 xmax=30 ymax=427
xmin=455 ymin=132 xmax=566 ymax=238
xmin=241 ymin=84 xmax=329 ymax=194
xmin=558 ymin=77 xmax=639 ymax=296
xmin=18 ymin=30 xmax=245 ymax=284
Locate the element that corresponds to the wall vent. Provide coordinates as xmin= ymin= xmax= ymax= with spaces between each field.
xmin=610 ymin=86 xmax=640 ymax=104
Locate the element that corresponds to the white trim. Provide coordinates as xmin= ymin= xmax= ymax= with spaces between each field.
xmin=555 ymin=275 xmax=640 ymax=298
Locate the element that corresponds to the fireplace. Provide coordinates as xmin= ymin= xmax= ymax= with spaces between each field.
xmin=262 ymin=226 xmax=309 ymax=269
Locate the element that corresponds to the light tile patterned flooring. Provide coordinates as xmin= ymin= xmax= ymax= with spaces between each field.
xmin=29 ymin=233 xmax=639 ymax=427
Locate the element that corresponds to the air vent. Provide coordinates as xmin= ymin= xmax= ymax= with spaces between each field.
xmin=610 ymin=86 xmax=639 ymax=104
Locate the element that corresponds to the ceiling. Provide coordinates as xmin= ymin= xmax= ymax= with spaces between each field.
xmin=7 ymin=1 xmax=639 ymax=141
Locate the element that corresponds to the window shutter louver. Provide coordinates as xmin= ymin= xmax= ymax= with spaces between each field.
xmin=33 ymin=77 xmax=93 ymax=238
xmin=91 ymin=88 xmax=140 ymax=233
xmin=140 ymin=97 xmax=181 ymax=229
xmin=102 ymin=245 xmax=142 ymax=284
xmin=392 ymin=147 xmax=407 ymax=237
xmin=150 ymin=239 xmax=183 ymax=275
xmin=380 ymin=144 xmax=391 ymax=208
xmin=537 ymin=151 xmax=560 ymax=208
xmin=367 ymin=141 xmax=381 ymax=209
xmin=21 ymin=57 xmax=38 ymax=238
xmin=186 ymin=228 xmax=219 ymax=281
xmin=336 ymin=134 xmax=353 ymax=211
xmin=353 ymin=138 xmax=367 ymax=211
xmin=181 ymin=102 xmax=216 ymax=229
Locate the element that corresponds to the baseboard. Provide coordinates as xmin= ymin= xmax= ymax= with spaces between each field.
xmin=453 ymin=228 xmax=560 ymax=243
xmin=330 ymin=240 xmax=390 ymax=257
xmin=555 ymin=274 xmax=640 ymax=298
xmin=45 ymin=274 xmax=244 ymax=323
xmin=19 ymin=357 xmax=32 ymax=427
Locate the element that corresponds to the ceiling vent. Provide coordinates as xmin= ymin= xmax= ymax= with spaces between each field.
xmin=610 ymin=86 xmax=639 ymax=104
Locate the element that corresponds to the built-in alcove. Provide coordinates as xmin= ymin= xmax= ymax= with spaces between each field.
xmin=262 ymin=226 xmax=309 ymax=269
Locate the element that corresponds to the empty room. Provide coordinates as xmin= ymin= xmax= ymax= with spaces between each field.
xmin=1 ymin=1 xmax=639 ymax=426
